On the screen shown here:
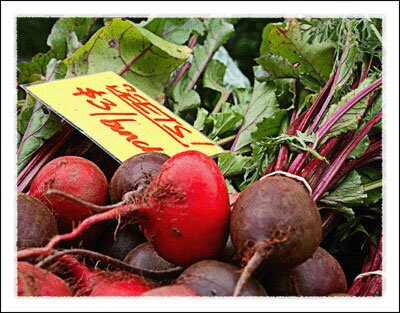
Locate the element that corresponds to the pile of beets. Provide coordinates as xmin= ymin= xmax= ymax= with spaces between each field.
xmin=16 ymin=71 xmax=383 ymax=297
xmin=17 ymin=149 xmax=354 ymax=297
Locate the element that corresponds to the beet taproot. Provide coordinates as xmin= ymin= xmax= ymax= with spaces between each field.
xmin=17 ymin=193 xmax=58 ymax=250
xmin=176 ymin=260 xmax=267 ymax=296
xmin=230 ymin=175 xmax=322 ymax=295
xmin=109 ymin=152 xmax=169 ymax=203
xmin=17 ymin=261 xmax=72 ymax=297
xmin=29 ymin=156 xmax=108 ymax=224
xmin=265 ymin=247 xmax=348 ymax=296
xmin=60 ymin=255 xmax=153 ymax=296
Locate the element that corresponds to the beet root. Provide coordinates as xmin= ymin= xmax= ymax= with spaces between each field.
xmin=17 ymin=262 xmax=72 ymax=296
xmin=60 ymin=255 xmax=153 ymax=296
xmin=142 ymin=285 xmax=201 ymax=296
xmin=265 ymin=247 xmax=348 ymax=296
xmin=176 ymin=260 xmax=267 ymax=296
xmin=17 ymin=193 xmax=58 ymax=250
xmin=109 ymin=152 xmax=169 ymax=203
xmin=124 ymin=242 xmax=178 ymax=272
xmin=95 ymin=221 xmax=146 ymax=260
xmin=29 ymin=156 xmax=108 ymax=223
xmin=137 ymin=150 xmax=231 ymax=266
xmin=230 ymin=175 xmax=322 ymax=296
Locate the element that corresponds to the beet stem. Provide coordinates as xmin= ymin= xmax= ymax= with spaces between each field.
xmin=316 ymin=77 xmax=382 ymax=140
xmin=233 ymin=251 xmax=264 ymax=297
xmin=313 ymin=111 xmax=382 ymax=201
xmin=287 ymin=78 xmax=382 ymax=175
xmin=164 ymin=35 xmax=198 ymax=93
xmin=297 ymin=74 xmax=335 ymax=132
xmin=17 ymin=125 xmax=73 ymax=192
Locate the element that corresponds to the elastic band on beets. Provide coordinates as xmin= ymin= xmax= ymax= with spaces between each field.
xmin=261 ymin=170 xmax=313 ymax=195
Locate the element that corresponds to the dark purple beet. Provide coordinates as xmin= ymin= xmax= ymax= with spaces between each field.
xmin=124 ymin=242 xmax=177 ymax=272
xmin=230 ymin=175 xmax=322 ymax=295
xmin=17 ymin=193 xmax=58 ymax=250
xmin=265 ymin=247 xmax=348 ymax=296
xmin=109 ymin=152 xmax=170 ymax=203
xmin=176 ymin=260 xmax=267 ymax=296
xmin=95 ymin=221 xmax=146 ymax=260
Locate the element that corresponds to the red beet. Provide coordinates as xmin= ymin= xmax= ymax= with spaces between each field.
xmin=17 ymin=193 xmax=58 ymax=250
xmin=18 ymin=151 xmax=231 ymax=268
xmin=230 ymin=175 xmax=322 ymax=295
xmin=60 ymin=255 xmax=153 ymax=296
xmin=139 ymin=151 xmax=230 ymax=266
xmin=17 ymin=261 xmax=72 ymax=297
xmin=142 ymin=285 xmax=201 ymax=296
xmin=265 ymin=247 xmax=348 ymax=296
xmin=29 ymin=156 xmax=108 ymax=224
xmin=109 ymin=152 xmax=169 ymax=203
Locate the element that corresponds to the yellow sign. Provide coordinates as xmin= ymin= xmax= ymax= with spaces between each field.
xmin=26 ymin=72 xmax=224 ymax=162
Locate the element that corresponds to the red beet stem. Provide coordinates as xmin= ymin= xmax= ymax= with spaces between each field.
xmin=316 ymin=78 xmax=382 ymax=140
xmin=324 ymin=140 xmax=382 ymax=192
xmin=17 ymin=125 xmax=73 ymax=192
xmin=288 ymin=78 xmax=382 ymax=175
xmin=300 ymin=137 xmax=341 ymax=189
xmin=297 ymin=74 xmax=335 ymax=132
xmin=312 ymin=111 xmax=382 ymax=201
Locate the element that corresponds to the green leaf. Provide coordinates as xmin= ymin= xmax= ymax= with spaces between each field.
xmin=18 ymin=18 xmax=97 ymax=88
xmin=193 ymin=107 xmax=209 ymax=131
xmin=273 ymin=78 xmax=297 ymax=109
xmin=333 ymin=22 xmax=359 ymax=98
xmin=348 ymin=134 xmax=369 ymax=159
xmin=17 ymin=103 xmax=62 ymax=173
xmin=203 ymin=59 xmax=227 ymax=93
xmin=237 ymin=110 xmax=289 ymax=189
xmin=320 ymin=170 xmax=367 ymax=206
xmin=358 ymin=164 xmax=382 ymax=206
xmin=171 ymin=86 xmax=201 ymax=114
xmin=64 ymin=18 xmax=192 ymax=103
xmin=232 ymin=88 xmax=252 ymax=113
xmin=213 ymin=46 xmax=250 ymax=89
xmin=225 ymin=178 xmax=238 ymax=195
xmin=231 ymin=81 xmax=279 ymax=151
xmin=144 ymin=18 xmax=205 ymax=44
xmin=218 ymin=151 xmax=252 ymax=177
xmin=251 ymin=109 xmax=289 ymax=142
xmin=47 ymin=17 xmax=98 ymax=59
xmin=325 ymin=206 xmax=355 ymax=221
xmin=178 ymin=19 xmax=235 ymax=91
xmin=321 ymin=77 xmax=376 ymax=141
xmin=207 ymin=111 xmax=243 ymax=140
xmin=18 ymin=52 xmax=54 ymax=86
xmin=363 ymin=92 xmax=382 ymax=130
xmin=45 ymin=59 xmax=67 ymax=81
xmin=257 ymin=20 xmax=336 ymax=92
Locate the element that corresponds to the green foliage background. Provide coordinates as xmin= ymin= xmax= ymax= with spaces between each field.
xmin=17 ymin=17 xmax=280 ymax=81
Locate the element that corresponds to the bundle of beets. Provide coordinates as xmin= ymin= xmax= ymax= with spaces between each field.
xmin=16 ymin=19 xmax=382 ymax=298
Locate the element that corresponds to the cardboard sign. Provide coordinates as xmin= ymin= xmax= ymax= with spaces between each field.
xmin=26 ymin=72 xmax=224 ymax=163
